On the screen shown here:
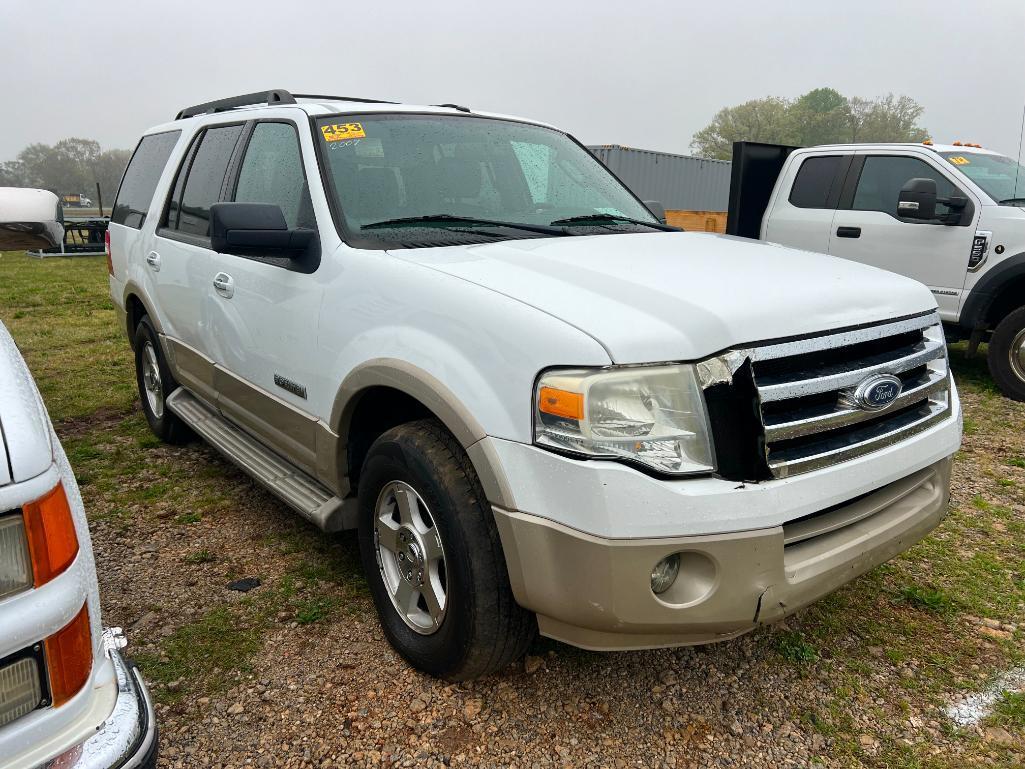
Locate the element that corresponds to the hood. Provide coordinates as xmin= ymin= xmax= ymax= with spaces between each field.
xmin=0 ymin=322 xmax=53 ymax=484
xmin=391 ymin=231 xmax=938 ymax=364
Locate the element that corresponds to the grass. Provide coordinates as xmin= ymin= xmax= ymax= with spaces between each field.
xmin=776 ymin=631 xmax=820 ymax=664
xmin=2 ymin=250 xmax=1025 ymax=764
xmin=0 ymin=252 xmax=136 ymax=422
xmin=134 ymin=606 xmax=264 ymax=704
xmin=900 ymin=585 xmax=955 ymax=615
xmin=991 ymin=691 xmax=1025 ymax=729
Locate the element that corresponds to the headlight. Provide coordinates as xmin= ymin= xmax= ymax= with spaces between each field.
xmin=534 ymin=364 xmax=715 ymax=475
xmin=0 ymin=515 xmax=32 ymax=600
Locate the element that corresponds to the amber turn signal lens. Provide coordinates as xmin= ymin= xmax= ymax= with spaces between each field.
xmin=538 ymin=386 xmax=584 ymax=420
xmin=23 ymin=483 xmax=79 ymax=586
xmin=46 ymin=603 xmax=92 ymax=707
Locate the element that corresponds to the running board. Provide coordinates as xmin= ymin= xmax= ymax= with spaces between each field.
xmin=166 ymin=389 xmax=357 ymax=532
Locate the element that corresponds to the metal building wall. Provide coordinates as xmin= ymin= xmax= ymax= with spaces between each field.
xmin=588 ymin=145 xmax=732 ymax=212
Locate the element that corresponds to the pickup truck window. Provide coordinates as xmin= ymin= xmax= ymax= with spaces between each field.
xmin=940 ymin=151 xmax=1025 ymax=204
xmin=166 ymin=124 xmax=244 ymax=237
xmin=234 ymin=122 xmax=314 ymax=229
xmin=852 ymin=156 xmax=958 ymax=219
xmin=315 ymin=114 xmax=657 ymax=248
xmin=111 ymin=131 xmax=181 ymax=229
xmin=788 ymin=156 xmax=843 ymax=209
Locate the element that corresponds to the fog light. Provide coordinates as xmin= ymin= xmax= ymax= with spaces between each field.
xmin=651 ymin=554 xmax=681 ymax=595
xmin=0 ymin=515 xmax=32 ymax=600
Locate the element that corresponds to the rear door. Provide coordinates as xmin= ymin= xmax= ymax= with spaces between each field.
xmin=762 ymin=152 xmax=852 ymax=254
xmin=828 ymin=152 xmax=979 ymax=319
xmin=151 ymin=122 xmax=245 ymax=403
xmin=206 ymin=119 xmax=325 ymax=473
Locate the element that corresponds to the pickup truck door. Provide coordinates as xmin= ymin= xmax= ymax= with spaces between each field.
xmin=205 ymin=120 xmax=326 ymax=475
xmin=762 ymin=153 xmax=852 ymax=254
xmin=828 ymin=152 xmax=979 ymax=319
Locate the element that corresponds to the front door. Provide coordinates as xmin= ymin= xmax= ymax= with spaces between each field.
xmin=828 ymin=152 xmax=979 ymax=319
xmin=206 ymin=120 xmax=325 ymax=473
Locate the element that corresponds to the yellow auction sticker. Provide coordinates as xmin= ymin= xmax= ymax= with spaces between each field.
xmin=948 ymin=156 xmax=971 ymax=165
xmin=321 ymin=123 xmax=366 ymax=142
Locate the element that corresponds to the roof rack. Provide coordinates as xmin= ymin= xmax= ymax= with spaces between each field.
xmin=290 ymin=93 xmax=398 ymax=106
xmin=175 ymin=89 xmax=295 ymax=120
xmin=174 ymin=89 xmax=399 ymax=120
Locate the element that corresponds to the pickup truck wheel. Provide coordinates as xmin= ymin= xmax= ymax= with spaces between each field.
xmin=357 ymin=419 xmax=535 ymax=680
xmin=988 ymin=307 xmax=1025 ymax=401
xmin=133 ymin=316 xmax=192 ymax=444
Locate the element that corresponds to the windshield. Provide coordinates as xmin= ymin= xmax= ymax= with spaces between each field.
xmin=315 ymin=114 xmax=658 ymax=248
xmin=940 ymin=151 xmax=1025 ymax=204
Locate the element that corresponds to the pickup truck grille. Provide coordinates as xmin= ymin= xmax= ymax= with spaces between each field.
xmin=747 ymin=312 xmax=951 ymax=478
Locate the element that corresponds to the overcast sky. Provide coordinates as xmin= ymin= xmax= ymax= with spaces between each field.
xmin=2 ymin=0 xmax=1024 ymax=160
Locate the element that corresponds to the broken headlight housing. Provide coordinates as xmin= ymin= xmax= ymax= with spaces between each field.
xmin=534 ymin=364 xmax=715 ymax=475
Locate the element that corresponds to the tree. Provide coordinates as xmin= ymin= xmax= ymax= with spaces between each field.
xmin=691 ymin=97 xmax=796 ymax=161
xmin=691 ymin=89 xmax=929 ymax=160
xmin=0 ymin=138 xmax=131 ymax=208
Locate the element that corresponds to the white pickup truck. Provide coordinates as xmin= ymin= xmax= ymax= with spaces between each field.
xmin=727 ymin=140 xmax=1025 ymax=400
xmin=108 ymin=90 xmax=961 ymax=680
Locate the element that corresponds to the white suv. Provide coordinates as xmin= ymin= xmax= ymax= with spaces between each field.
xmin=107 ymin=90 xmax=962 ymax=680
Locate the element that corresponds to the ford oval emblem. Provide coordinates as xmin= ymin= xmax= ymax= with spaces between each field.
xmin=852 ymin=374 xmax=903 ymax=411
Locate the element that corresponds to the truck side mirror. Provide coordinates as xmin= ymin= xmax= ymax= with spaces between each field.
xmin=210 ymin=202 xmax=314 ymax=257
xmin=897 ymin=178 xmax=937 ymax=220
xmin=644 ymin=200 xmax=667 ymax=225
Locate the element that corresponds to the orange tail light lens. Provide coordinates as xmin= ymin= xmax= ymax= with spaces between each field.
xmin=23 ymin=483 xmax=79 ymax=586
xmin=45 ymin=604 xmax=93 ymax=707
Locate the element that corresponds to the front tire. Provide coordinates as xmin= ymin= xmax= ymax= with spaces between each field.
xmin=133 ymin=316 xmax=192 ymax=444
xmin=988 ymin=306 xmax=1025 ymax=401
xmin=357 ymin=419 xmax=535 ymax=680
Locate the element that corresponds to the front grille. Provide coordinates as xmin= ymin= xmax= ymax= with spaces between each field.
xmin=748 ymin=312 xmax=951 ymax=478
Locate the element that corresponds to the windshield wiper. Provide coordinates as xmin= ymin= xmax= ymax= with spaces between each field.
xmin=998 ymin=197 xmax=1025 ymax=206
xmin=549 ymin=213 xmax=678 ymax=231
xmin=361 ymin=214 xmax=567 ymax=236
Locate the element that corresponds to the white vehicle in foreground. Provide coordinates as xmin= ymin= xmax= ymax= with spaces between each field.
xmin=728 ymin=140 xmax=1025 ymax=400
xmin=108 ymin=89 xmax=961 ymax=680
xmin=0 ymin=321 xmax=157 ymax=768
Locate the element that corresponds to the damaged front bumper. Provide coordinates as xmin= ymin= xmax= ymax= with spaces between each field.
xmin=35 ymin=628 xmax=157 ymax=769
xmin=493 ymin=456 xmax=952 ymax=651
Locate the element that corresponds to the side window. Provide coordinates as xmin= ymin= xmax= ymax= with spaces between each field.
xmin=165 ymin=124 xmax=244 ymax=238
xmin=852 ymin=156 xmax=958 ymax=219
xmin=111 ymin=131 xmax=181 ymax=229
xmin=788 ymin=156 xmax=842 ymax=209
xmin=234 ymin=123 xmax=314 ymax=229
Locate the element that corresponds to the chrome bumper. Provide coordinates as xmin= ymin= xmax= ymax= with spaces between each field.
xmin=37 ymin=629 xmax=157 ymax=769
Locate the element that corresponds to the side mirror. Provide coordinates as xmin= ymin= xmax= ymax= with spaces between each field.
xmin=897 ymin=178 xmax=937 ymax=220
xmin=0 ymin=187 xmax=64 ymax=250
xmin=644 ymin=200 xmax=667 ymax=225
xmin=210 ymin=202 xmax=314 ymax=256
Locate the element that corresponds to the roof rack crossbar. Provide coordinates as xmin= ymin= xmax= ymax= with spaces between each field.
xmin=175 ymin=89 xmax=297 ymax=120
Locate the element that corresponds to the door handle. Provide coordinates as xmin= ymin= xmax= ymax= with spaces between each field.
xmin=836 ymin=226 xmax=861 ymax=239
xmin=145 ymin=251 xmax=161 ymax=271
xmin=212 ymin=272 xmax=235 ymax=298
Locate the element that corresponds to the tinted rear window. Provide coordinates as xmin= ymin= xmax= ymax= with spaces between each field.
xmin=111 ymin=131 xmax=181 ymax=229
xmin=789 ymin=155 xmax=842 ymax=209
xmin=169 ymin=124 xmax=243 ymax=237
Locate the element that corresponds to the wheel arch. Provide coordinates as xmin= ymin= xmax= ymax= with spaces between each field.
xmin=121 ymin=282 xmax=164 ymax=348
xmin=332 ymin=360 xmax=512 ymax=504
xmin=960 ymin=252 xmax=1025 ymax=330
